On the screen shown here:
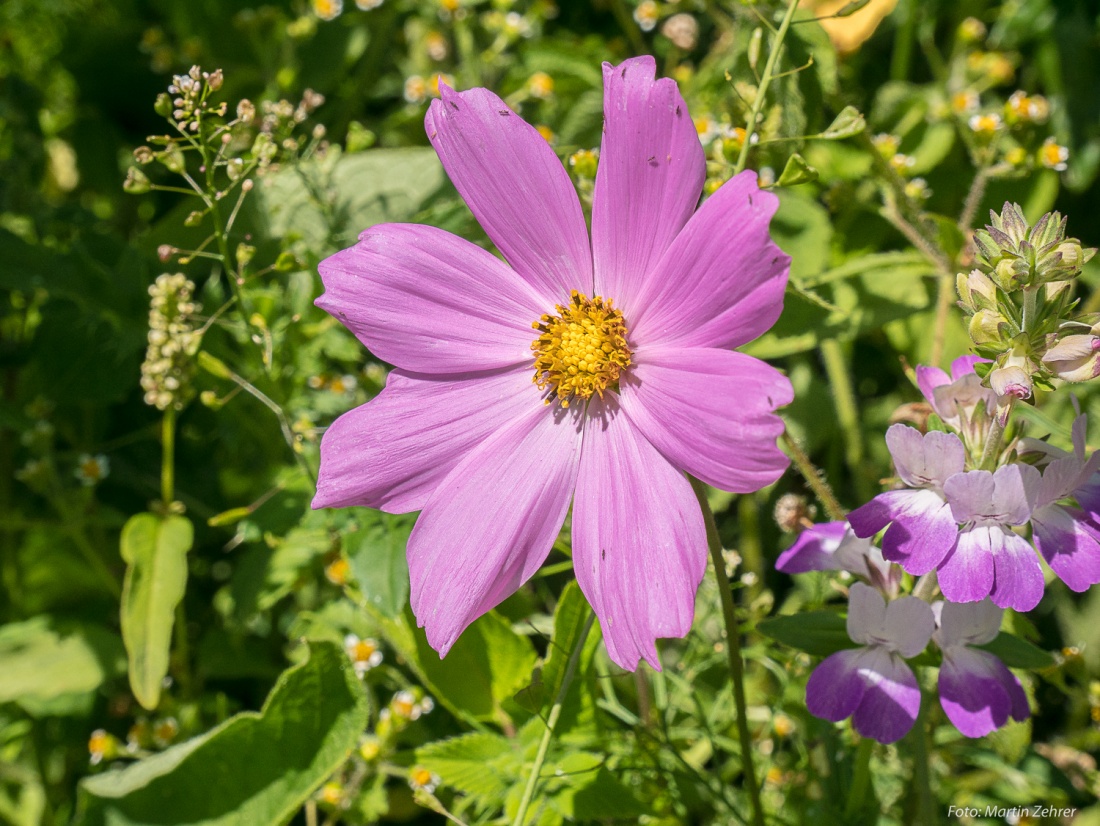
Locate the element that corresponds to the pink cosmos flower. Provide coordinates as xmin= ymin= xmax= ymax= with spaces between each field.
xmin=312 ymin=56 xmax=793 ymax=670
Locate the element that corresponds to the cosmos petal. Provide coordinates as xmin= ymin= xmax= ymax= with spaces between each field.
xmin=626 ymin=171 xmax=789 ymax=350
xmin=592 ymin=56 xmax=706 ymax=304
xmin=572 ymin=395 xmax=707 ymax=671
xmin=313 ymin=366 xmax=539 ymax=513
xmin=317 ymin=223 xmax=546 ymax=373
xmin=617 ymin=346 xmax=791 ymax=493
xmin=426 ymin=85 xmax=592 ymax=299
xmin=408 ymin=404 xmax=583 ymax=656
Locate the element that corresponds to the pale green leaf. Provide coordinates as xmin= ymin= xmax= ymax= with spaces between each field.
xmin=119 ymin=513 xmax=193 ymax=710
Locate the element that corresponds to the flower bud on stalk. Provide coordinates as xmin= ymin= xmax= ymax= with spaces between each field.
xmin=140 ymin=274 xmax=201 ymax=411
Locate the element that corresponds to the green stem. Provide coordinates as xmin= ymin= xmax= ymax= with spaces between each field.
xmin=690 ymin=478 xmax=765 ymax=826
xmin=844 ymin=738 xmax=874 ymax=819
xmin=734 ymin=0 xmax=801 ymax=176
xmin=979 ymin=397 xmax=1015 ymax=471
xmin=781 ymin=431 xmax=846 ymax=522
xmin=1021 ymin=286 xmax=1038 ymax=334
xmin=908 ymin=698 xmax=937 ymax=824
xmin=512 ymin=612 xmax=596 ymax=826
xmin=890 ymin=0 xmax=916 ymax=81
xmin=820 ymin=339 xmax=868 ymax=501
xmin=161 ymin=407 xmax=176 ymax=505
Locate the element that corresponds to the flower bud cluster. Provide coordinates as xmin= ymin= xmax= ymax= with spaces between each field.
xmin=957 ymin=202 xmax=1096 ymax=397
xmin=140 ymin=274 xmax=200 ymax=411
xmin=164 ymin=66 xmax=226 ymax=133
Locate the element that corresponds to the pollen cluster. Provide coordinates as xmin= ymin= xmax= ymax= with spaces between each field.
xmin=531 ymin=290 xmax=632 ymax=407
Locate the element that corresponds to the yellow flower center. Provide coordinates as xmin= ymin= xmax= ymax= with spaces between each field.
xmin=531 ymin=290 xmax=632 ymax=408
xmin=350 ymin=639 xmax=377 ymax=662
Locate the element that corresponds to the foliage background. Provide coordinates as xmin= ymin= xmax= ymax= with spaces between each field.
xmin=2 ymin=0 xmax=1100 ymax=823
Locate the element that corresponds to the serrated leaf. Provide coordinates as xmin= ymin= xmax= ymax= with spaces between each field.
xmin=343 ymin=511 xmax=412 ymax=618
xmin=415 ymin=732 xmax=519 ymax=801
xmin=0 ymin=618 xmax=125 ymax=712
xmin=75 ymin=641 xmax=368 ymax=826
xmin=119 ymin=513 xmax=193 ymax=710
xmin=976 ymin=633 xmax=1054 ymax=670
xmin=758 ymin=611 xmax=857 ymax=656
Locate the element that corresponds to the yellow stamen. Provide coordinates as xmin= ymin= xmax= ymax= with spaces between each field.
xmin=531 ymin=290 xmax=632 ymax=408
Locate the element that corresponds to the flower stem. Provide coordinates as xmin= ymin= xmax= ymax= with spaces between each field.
xmin=908 ymin=697 xmax=936 ymax=823
xmin=690 ymin=478 xmax=765 ymax=826
xmin=161 ymin=407 xmax=176 ymax=505
xmin=979 ymin=397 xmax=1015 ymax=471
xmin=843 ymin=738 xmax=874 ymax=819
xmin=781 ymin=431 xmax=846 ymax=522
xmin=512 ymin=611 xmax=595 ymax=826
xmin=734 ymin=0 xmax=801 ymax=176
xmin=820 ymin=339 xmax=869 ymax=502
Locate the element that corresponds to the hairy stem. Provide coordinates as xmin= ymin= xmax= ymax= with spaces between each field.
xmin=844 ymin=738 xmax=874 ymax=819
xmin=691 ymin=478 xmax=765 ymax=826
xmin=734 ymin=0 xmax=801 ymax=176
xmin=979 ymin=397 xmax=1016 ymax=471
xmin=512 ymin=611 xmax=596 ymax=826
xmin=781 ymin=430 xmax=846 ymax=521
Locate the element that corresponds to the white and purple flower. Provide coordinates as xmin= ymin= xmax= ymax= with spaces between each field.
xmin=848 ymin=424 xmax=965 ymax=575
xmin=939 ymin=463 xmax=1042 ymax=610
xmin=805 ymin=584 xmax=935 ymax=744
xmin=915 ymin=355 xmax=996 ymax=450
xmin=775 ymin=521 xmax=900 ymax=596
xmin=933 ymin=599 xmax=1029 ymax=737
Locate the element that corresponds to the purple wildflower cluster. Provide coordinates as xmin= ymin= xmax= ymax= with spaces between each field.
xmin=780 ymin=356 xmax=1100 ymax=742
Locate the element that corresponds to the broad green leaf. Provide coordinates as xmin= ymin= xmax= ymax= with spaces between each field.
xmin=119 ymin=513 xmax=193 ymax=710
xmin=977 ymin=633 xmax=1055 ymax=670
xmin=415 ymin=732 xmax=519 ymax=801
xmin=252 ymin=147 xmax=446 ymax=250
xmin=0 ymin=618 xmax=124 ymax=712
xmin=75 ymin=642 xmax=368 ymax=826
xmin=758 ymin=611 xmax=856 ymax=657
xmin=374 ymin=607 xmax=537 ymax=724
xmin=515 ymin=582 xmax=602 ymax=739
xmin=343 ymin=511 xmax=413 ymax=618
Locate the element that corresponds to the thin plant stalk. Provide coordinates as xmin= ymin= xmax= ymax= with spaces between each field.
xmin=781 ymin=431 xmax=846 ymax=521
xmin=734 ymin=0 xmax=801 ymax=176
xmin=820 ymin=339 xmax=868 ymax=501
xmin=844 ymin=738 xmax=874 ymax=819
xmin=690 ymin=478 xmax=766 ymax=826
xmin=161 ymin=407 xmax=176 ymax=505
xmin=512 ymin=612 xmax=596 ymax=826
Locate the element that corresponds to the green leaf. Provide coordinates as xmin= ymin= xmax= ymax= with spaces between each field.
xmin=415 ymin=732 xmax=518 ymax=801
xmin=343 ymin=511 xmax=413 ymax=618
xmin=757 ymin=611 xmax=857 ymax=657
xmin=515 ymin=582 xmax=602 ymax=738
xmin=75 ymin=641 xmax=368 ymax=826
xmin=817 ymin=106 xmax=867 ymax=140
xmin=0 ymin=618 xmax=125 ymax=713
xmin=252 ymin=147 xmax=446 ymax=250
xmin=375 ymin=608 xmax=537 ymax=724
xmin=777 ymin=153 xmax=819 ymax=187
xmin=976 ymin=633 xmax=1055 ymax=670
xmin=119 ymin=513 xmax=193 ymax=710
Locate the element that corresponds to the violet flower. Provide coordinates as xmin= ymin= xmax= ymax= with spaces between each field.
xmin=312 ymin=57 xmax=793 ymax=670
xmin=775 ymin=521 xmax=900 ymax=596
xmin=940 ymin=464 xmax=1042 ymax=610
xmin=806 ymin=584 xmax=934 ymax=744
xmin=1026 ymin=410 xmax=1100 ymax=591
xmin=915 ymin=355 xmax=996 ymax=449
xmin=848 ymin=424 xmax=965 ymax=575
xmin=933 ymin=599 xmax=1029 ymax=737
